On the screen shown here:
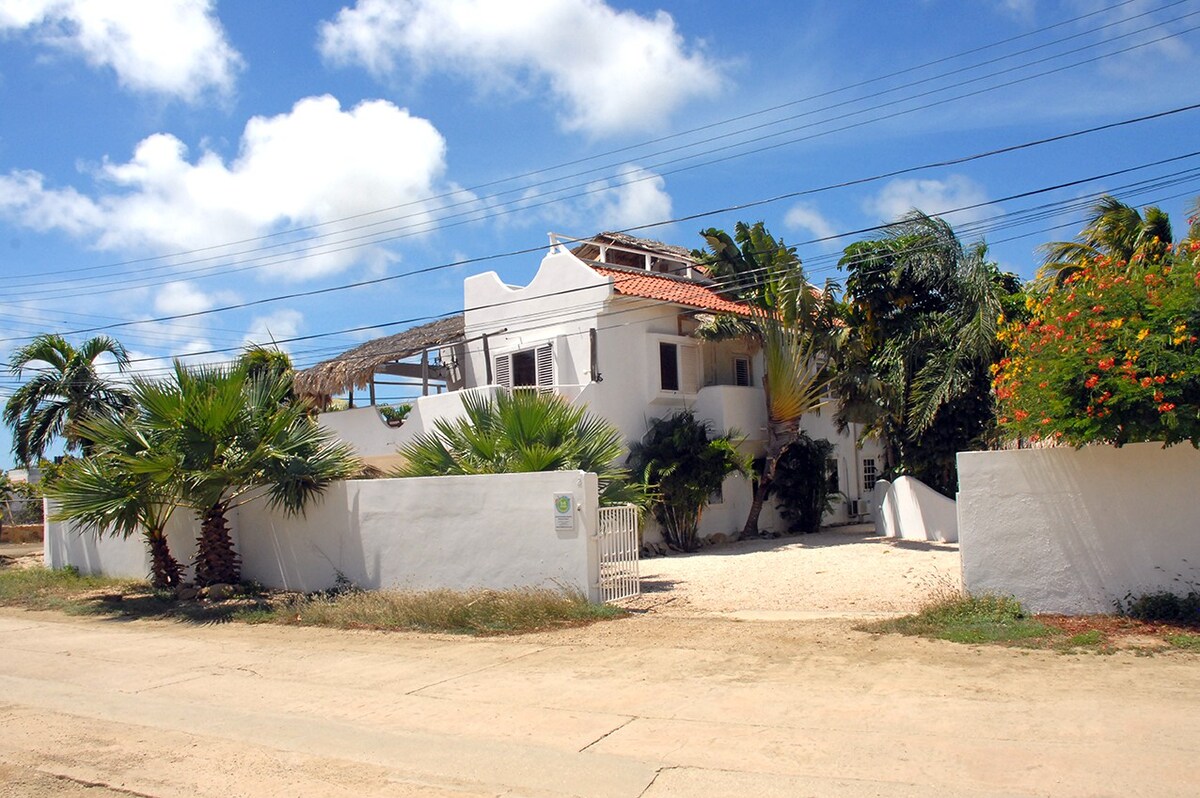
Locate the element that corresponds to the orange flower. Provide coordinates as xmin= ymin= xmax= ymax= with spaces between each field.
xmin=1084 ymin=375 xmax=1099 ymax=389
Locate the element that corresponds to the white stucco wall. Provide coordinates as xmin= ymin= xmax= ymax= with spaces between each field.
xmin=45 ymin=501 xmax=206 ymax=583
xmin=873 ymin=476 xmax=958 ymax=543
xmin=957 ymin=443 xmax=1200 ymax=614
xmin=317 ymin=387 xmax=500 ymax=471
xmin=45 ymin=471 xmax=603 ymax=601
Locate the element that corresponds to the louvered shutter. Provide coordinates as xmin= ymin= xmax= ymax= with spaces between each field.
xmin=679 ymin=345 xmax=700 ymax=394
xmin=535 ymin=344 xmax=554 ymax=394
xmin=493 ymin=354 xmax=511 ymax=388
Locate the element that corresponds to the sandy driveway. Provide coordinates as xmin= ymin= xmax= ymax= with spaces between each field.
xmin=636 ymin=525 xmax=962 ymax=618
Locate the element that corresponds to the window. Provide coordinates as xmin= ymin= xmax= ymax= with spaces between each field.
xmin=862 ymin=458 xmax=878 ymax=491
xmin=708 ymin=483 xmax=724 ymax=505
xmin=511 ymin=350 xmax=536 ymax=387
xmin=495 ymin=344 xmax=553 ymax=391
xmin=654 ymin=338 xmax=700 ymax=395
xmin=826 ymin=458 xmax=839 ymax=493
xmin=733 ymin=356 xmax=751 ymax=387
xmin=659 ymin=342 xmax=679 ymax=391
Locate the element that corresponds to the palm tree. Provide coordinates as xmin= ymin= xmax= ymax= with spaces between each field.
xmin=1038 ymin=195 xmax=1174 ymax=285
xmin=131 ymin=362 xmax=362 ymax=586
xmin=4 ymin=334 xmax=132 ymax=465
xmin=46 ymin=418 xmax=184 ymax=589
xmin=694 ymin=222 xmax=838 ymax=537
xmin=395 ymin=389 xmax=643 ymax=506
xmin=838 ymin=211 xmax=1018 ymax=493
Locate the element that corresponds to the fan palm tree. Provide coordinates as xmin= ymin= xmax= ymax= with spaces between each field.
xmin=131 ymin=362 xmax=361 ymax=586
xmin=395 ymin=389 xmax=643 ymax=506
xmin=46 ymin=417 xmax=184 ymax=589
xmin=4 ymin=334 xmax=132 ymax=465
xmin=694 ymin=222 xmax=838 ymax=537
xmin=1038 ymin=195 xmax=1174 ymax=285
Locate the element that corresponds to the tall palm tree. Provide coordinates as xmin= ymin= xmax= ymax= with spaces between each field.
xmin=395 ymin=389 xmax=643 ymax=506
xmin=131 ymin=363 xmax=362 ymax=586
xmin=4 ymin=334 xmax=132 ymax=465
xmin=694 ymin=222 xmax=838 ymax=537
xmin=838 ymin=211 xmax=1018 ymax=493
xmin=1038 ymin=195 xmax=1174 ymax=285
xmin=46 ymin=417 xmax=184 ymax=589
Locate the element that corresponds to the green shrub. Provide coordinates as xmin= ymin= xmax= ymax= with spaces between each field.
xmin=766 ymin=433 xmax=836 ymax=534
xmin=1122 ymin=590 xmax=1200 ymax=622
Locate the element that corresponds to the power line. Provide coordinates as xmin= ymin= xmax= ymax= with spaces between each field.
xmin=10 ymin=0 xmax=1157 ymax=283
xmin=12 ymin=7 xmax=1197 ymax=303
xmin=5 ymin=101 xmax=1197 ymax=346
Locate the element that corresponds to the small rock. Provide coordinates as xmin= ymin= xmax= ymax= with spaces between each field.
xmin=176 ymin=586 xmax=199 ymax=601
xmin=706 ymin=532 xmax=729 ymax=546
xmin=206 ymin=583 xmax=235 ymax=601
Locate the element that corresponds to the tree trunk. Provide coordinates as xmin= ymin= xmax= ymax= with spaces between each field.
xmin=146 ymin=530 xmax=182 ymax=590
xmin=740 ymin=474 xmax=772 ymax=539
xmin=193 ymin=502 xmax=240 ymax=587
xmin=742 ymin=424 xmax=798 ymax=539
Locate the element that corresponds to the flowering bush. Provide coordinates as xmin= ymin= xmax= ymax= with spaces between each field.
xmin=995 ymin=240 xmax=1200 ymax=446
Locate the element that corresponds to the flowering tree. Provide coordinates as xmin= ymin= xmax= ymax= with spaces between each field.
xmin=996 ymin=234 xmax=1200 ymax=446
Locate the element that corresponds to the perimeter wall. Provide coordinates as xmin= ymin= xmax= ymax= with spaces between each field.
xmin=957 ymin=442 xmax=1200 ymax=614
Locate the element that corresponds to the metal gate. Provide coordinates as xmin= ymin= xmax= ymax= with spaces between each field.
xmin=596 ymin=504 xmax=640 ymax=603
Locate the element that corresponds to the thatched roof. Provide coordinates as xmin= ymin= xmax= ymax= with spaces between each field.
xmin=295 ymin=315 xmax=464 ymax=398
xmin=570 ymin=232 xmax=696 ymax=265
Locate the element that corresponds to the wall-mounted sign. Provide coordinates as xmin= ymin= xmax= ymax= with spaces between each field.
xmin=554 ymin=493 xmax=575 ymax=531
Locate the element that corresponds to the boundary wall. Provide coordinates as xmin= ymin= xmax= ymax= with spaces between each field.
xmin=957 ymin=443 xmax=1200 ymax=614
xmin=873 ymin=477 xmax=958 ymax=543
xmin=46 ymin=471 xmax=602 ymax=601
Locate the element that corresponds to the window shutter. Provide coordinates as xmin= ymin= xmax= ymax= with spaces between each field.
xmin=494 ymin=354 xmax=510 ymax=388
xmin=734 ymin=357 xmax=750 ymax=387
xmin=535 ymin=344 xmax=554 ymax=393
xmin=679 ymin=345 xmax=700 ymax=394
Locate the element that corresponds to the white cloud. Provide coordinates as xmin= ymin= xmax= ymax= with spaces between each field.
xmin=318 ymin=0 xmax=723 ymax=136
xmin=0 ymin=0 xmax=242 ymax=101
xmin=784 ymin=202 xmax=838 ymax=243
xmin=864 ymin=175 xmax=998 ymax=226
xmin=154 ymin=281 xmax=216 ymax=316
xmin=0 ymin=95 xmax=461 ymax=280
xmin=584 ymin=165 xmax=672 ymax=231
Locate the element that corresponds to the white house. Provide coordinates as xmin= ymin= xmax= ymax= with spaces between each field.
xmin=296 ymin=232 xmax=884 ymax=540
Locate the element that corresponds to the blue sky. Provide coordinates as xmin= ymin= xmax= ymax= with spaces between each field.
xmin=1 ymin=0 xmax=1198 ymax=467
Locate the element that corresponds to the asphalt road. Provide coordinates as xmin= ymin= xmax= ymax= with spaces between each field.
xmin=2 ymin=609 xmax=1199 ymax=797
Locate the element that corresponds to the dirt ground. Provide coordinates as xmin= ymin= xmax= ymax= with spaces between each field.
xmin=4 ymin=533 xmax=1200 ymax=797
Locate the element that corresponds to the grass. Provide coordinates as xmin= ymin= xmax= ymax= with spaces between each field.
xmin=862 ymin=593 xmax=1058 ymax=645
xmin=0 ymin=566 xmax=625 ymax=635
xmin=277 ymin=587 xmax=625 ymax=635
xmin=861 ymin=589 xmax=1200 ymax=654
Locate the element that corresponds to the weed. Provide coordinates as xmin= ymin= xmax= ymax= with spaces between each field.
xmin=1165 ymin=633 xmax=1200 ymax=651
xmin=861 ymin=592 xmax=1058 ymax=646
xmin=0 ymin=567 xmax=623 ymax=635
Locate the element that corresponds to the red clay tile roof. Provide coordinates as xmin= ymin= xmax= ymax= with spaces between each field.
xmin=592 ymin=265 xmax=754 ymax=316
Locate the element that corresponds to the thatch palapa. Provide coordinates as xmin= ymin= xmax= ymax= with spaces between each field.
xmin=295 ymin=315 xmax=465 ymax=400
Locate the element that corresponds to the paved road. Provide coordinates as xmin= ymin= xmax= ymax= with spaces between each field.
xmin=2 ymin=609 xmax=1198 ymax=797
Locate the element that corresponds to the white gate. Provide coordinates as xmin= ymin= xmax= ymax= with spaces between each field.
xmin=596 ymin=504 xmax=640 ymax=603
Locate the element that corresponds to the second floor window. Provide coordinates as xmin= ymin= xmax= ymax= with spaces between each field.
xmin=495 ymin=344 xmax=553 ymax=390
xmin=733 ymin=356 xmax=751 ymax=387
xmin=660 ymin=342 xmax=680 ymax=391
xmin=863 ymin=458 xmax=878 ymax=491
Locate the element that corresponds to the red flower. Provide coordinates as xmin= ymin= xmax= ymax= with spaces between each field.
xmin=1084 ymin=375 xmax=1099 ymax=389
xmin=1098 ymin=358 xmax=1115 ymax=370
